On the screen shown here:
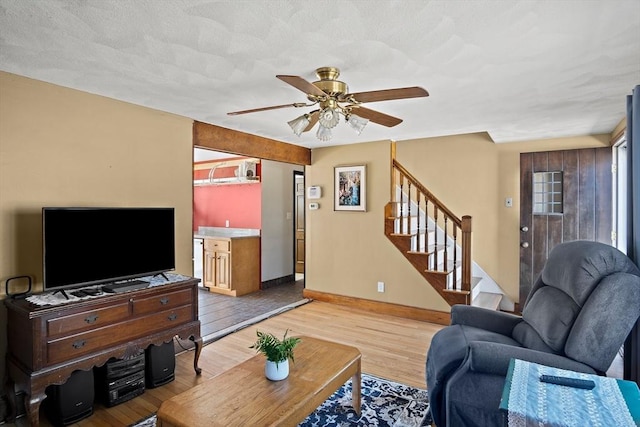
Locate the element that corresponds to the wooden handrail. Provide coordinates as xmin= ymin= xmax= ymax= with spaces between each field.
xmin=392 ymin=159 xmax=462 ymax=227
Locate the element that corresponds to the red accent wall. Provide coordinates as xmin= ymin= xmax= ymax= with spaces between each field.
xmin=193 ymin=184 xmax=261 ymax=230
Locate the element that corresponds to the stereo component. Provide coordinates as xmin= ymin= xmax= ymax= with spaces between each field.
xmin=95 ymin=353 xmax=145 ymax=407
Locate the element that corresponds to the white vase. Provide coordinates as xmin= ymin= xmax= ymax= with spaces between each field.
xmin=265 ymin=359 xmax=289 ymax=381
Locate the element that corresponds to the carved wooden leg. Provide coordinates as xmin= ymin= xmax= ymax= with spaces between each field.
xmin=26 ymin=391 xmax=46 ymax=427
xmin=190 ymin=335 xmax=203 ymax=375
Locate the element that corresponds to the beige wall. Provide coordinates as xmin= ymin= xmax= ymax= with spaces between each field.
xmin=305 ymin=141 xmax=452 ymax=313
xmin=0 ymin=72 xmax=194 ymax=382
xmin=305 ymin=133 xmax=611 ymax=309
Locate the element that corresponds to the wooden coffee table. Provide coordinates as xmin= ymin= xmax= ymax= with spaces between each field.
xmin=156 ymin=336 xmax=361 ymax=426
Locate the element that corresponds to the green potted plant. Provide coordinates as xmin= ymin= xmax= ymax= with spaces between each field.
xmin=250 ymin=329 xmax=301 ymax=381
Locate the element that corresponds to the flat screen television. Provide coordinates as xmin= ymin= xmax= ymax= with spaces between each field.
xmin=43 ymin=207 xmax=175 ymax=293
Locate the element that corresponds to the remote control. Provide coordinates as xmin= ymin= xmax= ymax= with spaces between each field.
xmin=540 ymin=375 xmax=595 ymax=390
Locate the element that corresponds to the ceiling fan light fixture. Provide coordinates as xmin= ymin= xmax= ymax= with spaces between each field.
xmin=288 ymin=114 xmax=310 ymax=136
xmin=318 ymin=107 xmax=340 ymax=129
xmin=316 ymin=124 xmax=332 ymax=142
xmin=346 ymin=114 xmax=369 ymax=135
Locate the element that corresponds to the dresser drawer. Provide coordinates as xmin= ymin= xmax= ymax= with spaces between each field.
xmin=133 ymin=288 xmax=193 ymax=316
xmin=204 ymin=238 xmax=230 ymax=252
xmin=47 ymin=302 xmax=130 ymax=338
xmin=46 ymin=305 xmax=193 ymax=365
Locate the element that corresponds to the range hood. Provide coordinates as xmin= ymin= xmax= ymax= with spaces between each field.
xmin=193 ymin=158 xmax=260 ymax=186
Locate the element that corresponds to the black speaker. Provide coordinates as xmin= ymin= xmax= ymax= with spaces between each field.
xmin=44 ymin=369 xmax=94 ymax=426
xmin=145 ymin=341 xmax=175 ymax=388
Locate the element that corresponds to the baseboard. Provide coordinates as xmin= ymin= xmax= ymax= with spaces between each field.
xmin=302 ymin=289 xmax=451 ymax=326
xmin=261 ymin=274 xmax=296 ymax=289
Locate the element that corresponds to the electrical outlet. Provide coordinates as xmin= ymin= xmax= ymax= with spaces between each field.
xmin=377 ymin=281 xmax=385 ymax=292
xmin=505 ymin=197 xmax=513 ymax=208
xmin=225 ymin=220 xmax=230 ymax=227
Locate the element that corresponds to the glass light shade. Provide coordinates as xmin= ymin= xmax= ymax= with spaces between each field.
xmin=346 ymin=114 xmax=369 ymax=135
xmin=318 ymin=107 xmax=340 ymax=129
xmin=316 ymin=124 xmax=332 ymax=141
xmin=288 ymin=114 xmax=310 ymax=136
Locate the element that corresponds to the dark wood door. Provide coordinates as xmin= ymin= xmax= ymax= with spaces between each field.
xmin=295 ymin=173 xmax=305 ymax=274
xmin=519 ymin=148 xmax=612 ymax=308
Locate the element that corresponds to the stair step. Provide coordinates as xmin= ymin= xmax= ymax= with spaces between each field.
xmin=422 ymin=260 xmax=461 ymax=276
xmin=450 ymin=276 xmax=482 ymax=290
xmin=472 ymin=292 xmax=502 ymax=310
xmin=436 ymin=260 xmax=461 ymax=271
xmin=442 ymin=288 xmax=471 ymax=295
xmin=390 ymin=228 xmax=433 ymax=237
xmin=407 ymin=244 xmax=448 ymax=256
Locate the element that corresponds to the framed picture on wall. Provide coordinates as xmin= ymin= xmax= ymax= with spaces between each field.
xmin=334 ymin=165 xmax=366 ymax=211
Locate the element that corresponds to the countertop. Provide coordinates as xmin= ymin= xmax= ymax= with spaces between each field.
xmin=194 ymin=227 xmax=260 ymax=239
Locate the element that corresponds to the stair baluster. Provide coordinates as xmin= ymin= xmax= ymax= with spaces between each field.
xmin=407 ymin=181 xmax=412 ymax=240
xmin=399 ymin=175 xmax=404 ymax=235
xmin=443 ymin=215 xmax=449 ymax=276
xmin=416 ymin=192 xmax=421 ymax=253
xmin=433 ymin=207 xmax=438 ymax=271
xmin=453 ymin=224 xmax=458 ymax=290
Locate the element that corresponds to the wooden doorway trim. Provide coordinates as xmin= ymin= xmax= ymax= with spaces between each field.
xmin=294 ymin=171 xmax=305 ymax=275
xmin=193 ymin=121 xmax=311 ymax=165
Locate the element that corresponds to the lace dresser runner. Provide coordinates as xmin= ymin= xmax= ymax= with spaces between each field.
xmin=26 ymin=273 xmax=193 ymax=306
xmin=499 ymin=358 xmax=640 ymax=426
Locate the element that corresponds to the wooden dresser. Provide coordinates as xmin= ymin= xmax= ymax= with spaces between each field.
xmin=4 ymin=276 xmax=202 ymax=426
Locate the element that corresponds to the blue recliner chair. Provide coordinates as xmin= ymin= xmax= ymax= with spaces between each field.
xmin=426 ymin=240 xmax=640 ymax=427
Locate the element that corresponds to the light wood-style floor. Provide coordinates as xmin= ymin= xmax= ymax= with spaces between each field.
xmin=31 ymin=301 xmax=443 ymax=427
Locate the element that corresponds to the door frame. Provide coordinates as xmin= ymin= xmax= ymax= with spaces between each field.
xmin=293 ymin=170 xmax=305 ymax=279
xmin=613 ymin=134 xmax=628 ymax=253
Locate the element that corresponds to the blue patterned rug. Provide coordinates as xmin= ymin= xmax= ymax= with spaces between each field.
xmin=130 ymin=373 xmax=431 ymax=427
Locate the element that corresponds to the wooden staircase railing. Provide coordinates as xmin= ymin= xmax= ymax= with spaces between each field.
xmin=385 ymin=144 xmax=472 ymax=306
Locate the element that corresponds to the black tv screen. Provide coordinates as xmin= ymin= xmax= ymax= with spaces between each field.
xmin=43 ymin=207 xmax=175 ymax=291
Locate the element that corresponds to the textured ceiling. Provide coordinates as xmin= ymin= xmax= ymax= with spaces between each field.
xmin=1 ymin=0 xmax=639 ymax=150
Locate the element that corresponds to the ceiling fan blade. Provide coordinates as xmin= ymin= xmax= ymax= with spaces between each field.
xmin=351 ymin=106 xmax=403 ymax=127
xmin=303 ymin=111 xmax=319 ymax=132
xmin=276 ymin=75 xmax=327 ymax=97
xmin=227 ymin=103 xmax=306 ymax=115
xmin=349 ymin=86 xmax=429 ymax=103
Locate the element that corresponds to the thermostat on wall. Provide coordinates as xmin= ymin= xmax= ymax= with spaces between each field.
xmin=307 ymin=186 xmax=321 ymax=199
xmin=309 ymin=202 xmax=319 ymax=210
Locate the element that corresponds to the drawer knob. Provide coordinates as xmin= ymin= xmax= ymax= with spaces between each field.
xmin=168 ymin=313 xmax=178 ymax=321
xmin=72 ymin=340 xmax=86 ymax=349
xmin=160 ymin=297 xmax=170 ymax=305
xmin=85 ymin=314 xmax=99 ymax=324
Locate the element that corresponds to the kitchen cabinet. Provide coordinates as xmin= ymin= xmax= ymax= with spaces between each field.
xmin=202 ymin=236 xmax=260 ymax=296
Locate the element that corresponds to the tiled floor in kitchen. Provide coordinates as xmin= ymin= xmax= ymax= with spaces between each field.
xmin=196 ymin=277 xmax=307 ymax=343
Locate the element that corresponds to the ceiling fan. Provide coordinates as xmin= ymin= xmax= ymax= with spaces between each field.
xmin=227 ymin=66 xmax=429 ymax=141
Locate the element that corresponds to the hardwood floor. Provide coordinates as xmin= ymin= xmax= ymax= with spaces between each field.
xmin=31 ymin=301 xmax=442 ymax=427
